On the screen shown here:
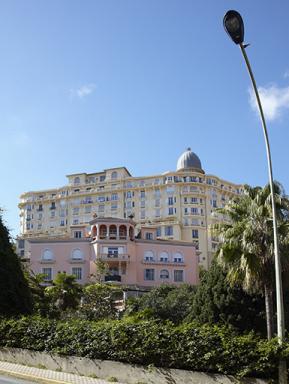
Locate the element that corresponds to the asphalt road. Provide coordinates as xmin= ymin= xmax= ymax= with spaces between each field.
xmin=0 ymin=375 xmax=34 ymax=384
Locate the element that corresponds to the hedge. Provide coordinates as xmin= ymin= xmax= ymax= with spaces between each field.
xmin=0 ymin=316 xmax=286 ymax=378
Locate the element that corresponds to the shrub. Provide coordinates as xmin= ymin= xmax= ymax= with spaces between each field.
xmin=0 ymin=316 xmax=286 ymax=379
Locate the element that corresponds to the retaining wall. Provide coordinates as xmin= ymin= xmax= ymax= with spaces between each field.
xmin=0 ymin=348 xmax=269 ymax=384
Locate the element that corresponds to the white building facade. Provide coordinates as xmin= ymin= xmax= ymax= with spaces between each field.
xmin=18 ymin=148 xmax=243 ymax=269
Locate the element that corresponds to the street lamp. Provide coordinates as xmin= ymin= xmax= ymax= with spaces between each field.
xmin=223 ymin=10 xmax=287 ymax=384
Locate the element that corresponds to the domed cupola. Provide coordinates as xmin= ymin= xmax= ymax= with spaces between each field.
xmin=176 ymin=148 xmax=204 ymax=173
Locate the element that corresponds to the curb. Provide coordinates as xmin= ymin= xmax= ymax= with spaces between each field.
xmin=0 ymin=368 xmax=68 ymax=384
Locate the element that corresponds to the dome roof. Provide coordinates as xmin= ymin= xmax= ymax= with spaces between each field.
xmin=176 ymin=148 xmax=204 ymax=173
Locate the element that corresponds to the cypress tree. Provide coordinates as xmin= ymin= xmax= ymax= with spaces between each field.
xmin=0 ymin=211 xmax=32 ymax=316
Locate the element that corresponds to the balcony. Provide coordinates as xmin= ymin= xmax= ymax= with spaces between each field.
xmin=104 ymin=275 xmax=121 ymax=282
xmin=100 ymin=253 xmax=130 ymax=262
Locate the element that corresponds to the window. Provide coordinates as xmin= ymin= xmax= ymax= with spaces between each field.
xmin=191 ymin=219 xmax=199 ymax=226
xmin=60 ymin=220 xmax=65 ymax=227
xmin=18 ymin=239 xmax=25 ymax=249
xmin=71 ymin=249 xmax=83 ymax=260
xmin=38 ymin=204 xmax=43 ymax=211
xmin=140 ymin=210 xmax=145 ymax=220
xmin=168 ymin=207 xmax=174 ymax=215
xmin=73 ymin=207 xmax=79 ymax=215
xmin=144 ymin=251 xmax=154 ymax=261
xmin=159 ymin=251 xmax=169 ymax=262
xmin=42 ymin=249 xmax=53 ymax=261
xmin=191 ymin=197 xmax=198 ymax=204
xmin=108 ymin=247 xmax=119 ymax=257
xmin=111 ymin=171 xmax=118 ymax=180
xmin=100 ymin=175 xmax=106 ymax=182
xmin=145 ymin=232 xmax=153 ymax=240
xmin=192 ymin=229 xmax=199 ymax=238
xmin=165 ymin=226 xmax=173 ymax=236
xmin=168 ymin=197 xmax=174 ymax=205
xmin=155 ymin=199 xmax=160 ymax=207
xmin=140 ymin=190 xmax=145 ymax=199
xmin=72 ymin=267 xmax=82 ymax=280
xmin=191 ymin=207 xmax=198 ymax=215
xmin=73 ymin=219 xmax=79 ymax=225
xmin=140 ymin=200 xmax=145 ymax=208
xmin=160 ymin=269 xmax=169 ymax=279
xmin=126 ymin=191 xmax=132 ymax=198
xmin=50 ymin=210 xmax=55 ymax=218
xmin=98 ymin=205 xmax=105 ymax=213
xmin=155 ymin=209 xmax=160 ymax=217
xmin=111 ymin=203 xmax=118 ymax=210
xmin=74 ymin=231 xmax=82 ymax=239
xmin=74 ymin=177 xmax=80 ymax=185
xmin=156 ymin=227 xmax=161 ymax=237
xmin=173 ymin=252 xmax=183 ymax=263
xmin=98 ymin=196 xmax=105 ymax=202
xmin=42 ymin=268 xmax=52 ymax=281
xmin=85 ymin=206 xmax=92 ymax=214
xmin=111 ymin=193 xmax=118 ymax=201
xmin=174 ymin=270 xmax=184 ymax=282
xmin=211 ymin=200 xmax=217 ymax=208
xmin=144 ymin=269 xmax=155 ymax=281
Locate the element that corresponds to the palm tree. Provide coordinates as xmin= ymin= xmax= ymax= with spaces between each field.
xmin=213 ymin=183 xmax=289 ymax=339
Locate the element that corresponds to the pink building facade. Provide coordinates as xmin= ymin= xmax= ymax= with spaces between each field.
xmin=27 ymin=217 xmax=199 ymax=288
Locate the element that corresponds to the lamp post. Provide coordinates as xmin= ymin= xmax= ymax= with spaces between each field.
xmin=223 ymin=10 xmax=287 ymax=384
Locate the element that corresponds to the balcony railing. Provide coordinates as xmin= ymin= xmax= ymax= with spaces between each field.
xmin=100 ymin=253 xmax=130 ymax=261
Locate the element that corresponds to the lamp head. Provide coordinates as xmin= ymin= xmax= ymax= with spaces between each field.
xmin=223 ymin=10 xmax=244 ymax=45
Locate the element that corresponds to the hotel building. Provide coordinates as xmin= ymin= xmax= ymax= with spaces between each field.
xmin=18 ymin=148 xmax=243 ymax=269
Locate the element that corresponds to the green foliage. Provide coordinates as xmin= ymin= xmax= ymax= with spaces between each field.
xmin=0 ymin=211 xmax=32 ymax=316
xmin=79 ymin=284 xmax=122 ymax=321
xmin=124 ymin=284 xmax=196 ymax=324
xmin=44 ymin=272 xmax=82 ymax=315
xmin=24 ymin=272 xmax=50 ymax=315
xmin=188 ymin=261 xmax=266 ymax=334
xmin=0 ymin=315 xmax=285 ymax=378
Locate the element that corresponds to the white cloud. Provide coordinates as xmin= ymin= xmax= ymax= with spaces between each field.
xmin=70 ymin=83 xmax=96 ymax=99
xmin=249 ymin=84 xmax=289 ymax=121
xmin=284 ymin=70 xmax=289 ymax=78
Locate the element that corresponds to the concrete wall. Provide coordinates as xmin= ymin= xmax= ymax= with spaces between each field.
xmin=0 ymin=348 xmax=268 ymax=384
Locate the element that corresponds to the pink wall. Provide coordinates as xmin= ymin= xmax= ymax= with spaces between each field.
xmin=28 ymin=221 xmax=198 ymax=287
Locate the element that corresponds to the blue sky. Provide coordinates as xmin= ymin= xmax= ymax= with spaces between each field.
xmin=0 ymin=0 xmax=289 ymax=236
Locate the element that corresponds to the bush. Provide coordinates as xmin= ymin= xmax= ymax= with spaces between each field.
xmin=0 ymin=316 xmax=285 ymax=379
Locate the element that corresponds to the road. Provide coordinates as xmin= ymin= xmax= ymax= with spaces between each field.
xmin=0 ymin=375 xmax=34 ymax=384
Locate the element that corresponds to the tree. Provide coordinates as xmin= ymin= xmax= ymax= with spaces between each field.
xmin=0 ymin=210 xmax=32 ymax=316
xmin=213 ymin=183 xmax=289 ymax=339
xmin=24 ymin=271 xmax=50 ymax=315
xmin=45 ymin=272 xmax=82 ymax=314
xmin=188 ymin=261 xmax=266 ymax=334
xmin=124 ymin=284 xmax=196 ymax=324
xmin=80 ymin=283 xmax=122 ymax=320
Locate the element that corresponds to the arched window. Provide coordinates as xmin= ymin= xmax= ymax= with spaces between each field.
xmin=159 ymin=251 xmax=169 ymax=262
xmin=173 ymin=252 xmax=184 ymax=263
xmin=119 ymin=225 xmax=127 ymax=239
xmin=144 ymin=250 xmax=154 ymax=262
xmin=99 ymin=225 xmax=107 ymax=239
xmin=111 ymin=171 xmax=118 ymax=180
xmin=160 ymin=269 xmax=169 ymax=279
xmin=42 ymin=249 xmax=53 ymax=261
xmin=71 ymin=249 xmax=83 ymax=260
xmin=74 ymin=177 xmax=80 ymax=185
xmin=109 ymin=225 xmax=117 ymax=239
